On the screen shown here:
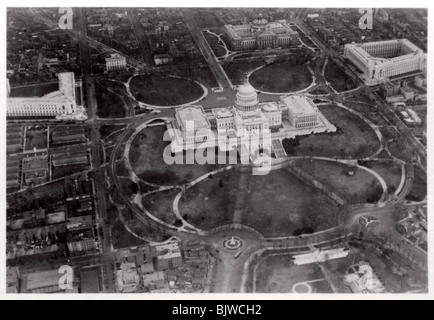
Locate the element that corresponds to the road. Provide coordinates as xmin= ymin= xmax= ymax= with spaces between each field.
xmin=127 ymin=8 xmax=152 ymax=67
xmin=182 ymin=9 xmax=233 ymax=90
xmin=75 ymin=6 xmax=117 ymax=292
xmin=83 ymin=76 xmax=116 ymax=292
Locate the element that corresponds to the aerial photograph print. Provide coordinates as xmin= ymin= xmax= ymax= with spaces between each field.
xmin=3 ymin=5 xmax=429 ymax=298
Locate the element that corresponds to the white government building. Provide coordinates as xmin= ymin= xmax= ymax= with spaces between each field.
xmin=224 ymin=14 xmax=299 ymax=51
xmin=7 ymin=72 xmax=86 ymax=119
xmin=105 ymin=54 xmax=127 ymax=72
xmin=170 ymin=77 xmax=336 ymax=160
xmin=344 ymin=39 xmax=427 ymax=86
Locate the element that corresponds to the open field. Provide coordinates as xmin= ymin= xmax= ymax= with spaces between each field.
xmin=250 ymin=59 xmax=312 ymax=92
xmin=255 ymin=254 xmax=334 ymax=293
xmin=130 ymin=75 xmax=204 ymax=106
xmin=241 ymin=169 xmax=340 ymax=237
xmin=129 ymin=126 xmax=225 ymax=186
xmin=179 ymin=168 xmax=240 ymax=230
xmin=294 ymin=159 xmax=383 ymax=204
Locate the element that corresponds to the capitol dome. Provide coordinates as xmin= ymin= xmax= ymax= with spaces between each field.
xmin=235 ymin=78 xmax=259 ymax=112
xmin=251 ymin=14 xmax=269 ymax=32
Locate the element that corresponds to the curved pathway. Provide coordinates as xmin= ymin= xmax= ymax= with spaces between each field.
xmin=204 ymin=30 xmax=233 ymax=60
xmin=246 ymin=63 xmax=316 ymax=96
xmin=172 ymin=165 xmax=235 ymax=234
xmin=317 ymin=101 xmax=384 ymax=159
xmin=126 ymin=74 xmax=209 ymax=110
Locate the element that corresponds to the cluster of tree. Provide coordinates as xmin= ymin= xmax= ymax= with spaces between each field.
xmin=282 ymin=137 xmax=300 ymax=155
xmin=366 ymin=181 xmax=384 ymax=204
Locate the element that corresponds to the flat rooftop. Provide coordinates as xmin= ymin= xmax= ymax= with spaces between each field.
xmin=282 ymin=95 xmax=317 ymax=115
xmin=25 ymin=269 xmax=73 ymax=291
xmin=176 ymin=106 xmax=210 ymax=131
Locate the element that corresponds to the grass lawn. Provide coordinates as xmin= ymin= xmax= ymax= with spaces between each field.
xmin=172 ymin=66 xmax=219 ymax=88
xmin=223 ymin=61 xmax=266 ymax=85
xmin=130 ymin=75 xmax=204 ymax=106
xmin=369 ymin=161 xmax=403 ymax=193
xmin=203 ymin=32 xmax=227 ymax=57
xmin=250 ymin=60 xmax=312 ymax=92
xmin=100 ymin=124 xmax=127 ymax=141
xmin=129 ymin=126 xmax=224 ymax=186
xmin=325 ymin=60 xmax=358 ymax=92
xmin=255 ymin=254 xmax=333 ymax=293
xmin=294 ymin=159 xmax=383 ymax=204
xmin=291 ymin=105 xmax=380 ymax=159
xmin=95 ymin=84 xmax=126 ymax=119
xmin=25 ymin=130 xmax=48 ymax=151
xmin=406 ymin=167 xmax=427 ymax=202
xmin=112 ymin=219 xmax=148 ymax=249
xmin=179 ymin=168 xmax=240 ymax=230
xmin=10 ymin=82 xmax=59 ymax=97
xmin=389 ymin=135 xmax=414 ymax=162
xmin=52 ymin=163 xmax=90 ymax=180
xmin=241 ymin=170 xmax=340 ymax=237
xmin=142 ymin=189 xmax=180 ymax=226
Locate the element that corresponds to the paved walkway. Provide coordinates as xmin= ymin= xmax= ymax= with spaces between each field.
xmin=172 ymin=165 xmax=235 ymax=234
xmin=232 ymin=172 xmax=249 ymax=224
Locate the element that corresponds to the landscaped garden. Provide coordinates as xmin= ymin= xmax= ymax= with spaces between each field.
xmin=142 ymin=189 xmax=181 ymax=226
xmin=241 ymin=169 xmax=340 ymax=237
xmin=369 ymin=161 xmax=403 ymax=195
xmin=223 ymin=61 xmax=266 ymax=85
xmin=130 ymin=74 xmax=204 ymax=106
xmin=249 ymin=58 xmax=312 ymax=93
xmin=294 ymin=159 xmax=384 ymax=204
xmin=324 ymin=60 xmax=358 ymax=92
xmin=203 ymin=32 xmax=227 ymax=58
xmin=179 ymin=168 xmax=240 ymax=230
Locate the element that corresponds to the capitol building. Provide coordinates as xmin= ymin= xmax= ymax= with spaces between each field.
xmin=170 ymin=78 xmax=336 ymax=161
xmin=224 ymin=15 xmax=299 ymax=51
